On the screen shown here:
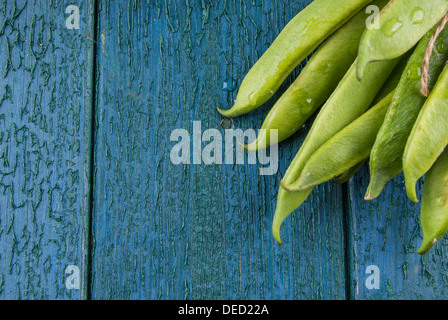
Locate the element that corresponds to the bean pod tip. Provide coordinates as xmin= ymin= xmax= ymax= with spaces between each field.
xmin=272 ymin=222 xmax=283 ymax=246
xmin=237 ymin=142 xmax=250 ymax=152
xmin=417 ymin=238 xmax=439 ymax=255
xmin=217 ymin=107 xmax=237 ymax=118
xmin=404 ymin=174 xmax=420 ymax=203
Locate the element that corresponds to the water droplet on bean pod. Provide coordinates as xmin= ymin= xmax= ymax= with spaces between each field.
xmin=436 ymin=195 xmax=447 ymax=207
xmin=411 ymin=8 xmax=424 ymax=25
xmin=381 ymin=18 xmax=403 ymax=37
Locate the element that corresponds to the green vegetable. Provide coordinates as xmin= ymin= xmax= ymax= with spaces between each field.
xmin=332 ymin=160 xmax=367 ymax=185
xmin=404 ymin=64 xmax=448 ymax=203
xmin=217 ymin=0 xmax=374 ymax=118
xmin=243 ymin=0 xmax=390 ymax=151
xmin=370 ymin=50 xmax=411 ymax=105
xmin=417 ymin=149 xmax=448 ymax=255
xmin=356 ymin=0 xmax=448 ymax=80
xmin=284 ymin=92 xmax=394 ymax=192
xmin=366 ymin=25 xmax=448 ymax=201
xmin=280 ymin=57 xmax=399 ymax=191
xmin=273 ymin=56 xmax=399 ymax=244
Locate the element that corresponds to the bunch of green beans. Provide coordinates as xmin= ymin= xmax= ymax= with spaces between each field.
xmin=219 ymin=0 xmax=448 ymax=255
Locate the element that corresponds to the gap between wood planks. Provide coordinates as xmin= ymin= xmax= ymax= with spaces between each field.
xmin=85 ymin=0 xmax=100 ymax=301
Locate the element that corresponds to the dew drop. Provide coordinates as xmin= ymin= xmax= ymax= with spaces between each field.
xmin=391 ymin=22 xmax=403 ymax=33
xmin=436 ymin=195 xmax=446 ymax=207
xmin=411 ymin=8 xmax=424 ymax=25
xmin=222 ymin=77 xmax=237 ymax=92
xmin=381 ymin=18 xmax=403 ymax=37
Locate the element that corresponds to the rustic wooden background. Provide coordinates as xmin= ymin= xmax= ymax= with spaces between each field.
xmin=1 ymin=0 xmax=447 ymax=300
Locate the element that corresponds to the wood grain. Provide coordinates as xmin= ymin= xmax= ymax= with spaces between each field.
xmin=8 ymin=0 xmax=446 ymax=301
xmin=91 ymin=0 xmax=346 ymax=300
xmin=0 ymin=0 xmax=95 ymax=299
xmin=348 ymin=167 xmax=448 ymax=299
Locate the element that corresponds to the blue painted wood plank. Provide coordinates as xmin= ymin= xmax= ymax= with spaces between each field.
xmin=348 ymin=167 xmax=448 ymax=299
xmin=0 ymin=0 xmax=95 ymax=299
xmin=91 ymin=0 xmax=346 ymax=299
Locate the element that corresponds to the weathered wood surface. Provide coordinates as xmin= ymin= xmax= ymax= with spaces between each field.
xmin=0 ymin=0 xmax=95 ymax=299
xmin=348 ymin=168 xmax=448 ymax=299
xmin=90 ymin=0 xmax=346 ymax=300
xmin=2 ymin=0 xmax=448 ymax=301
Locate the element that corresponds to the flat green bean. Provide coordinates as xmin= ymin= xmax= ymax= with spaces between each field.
xmin=243 ymin=0 xmax=390 ymax=151
xmin=285 ymin=92 xmax=394 ymax=192
xmin=371 ymin=50 xmax=411 ymax=105
xmin=217 ymin=0 xmax=374 ymax=118
xmin=332 ymin=160 xmax=367 ymax=185
xmin=417 ymin=149 xmax=448 ymax=255
xmin=366 ymin=25 xmax=448 ymax=201
xmin=404 ymin=64 xmax=448 ymax=203
xmin=280 ymin=57 xmax=399 ymax=191
xmin=357 ymin=0 xmax=448 ymax=80
xmin=273 ymin=57 xmax=399 ymax=244
xmin=286 ymin=53 xmax=410 ymax=191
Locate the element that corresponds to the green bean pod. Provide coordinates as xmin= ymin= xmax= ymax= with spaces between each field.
xmin=366 ymin=25 xmax=448 ymax=201
xmin=280 ymin=57 xmax=399 ymax=191
xmin=272 ymin=187 xmax=313 ymax=246
xmin=243 ymin=0 xmax=390 ymax=151
xmin=404 ymin=64 xmax=448 ymax=203
xmin=217 ymin=0 xmax=374 ymax=118
xmin=296 ymin=55 xmax=410 ymax=188
xmin=273 ymin=57 xmax=399 ymax=244
xmin=332 ymin=160 xmax=367 ymax=185
xmin=285 ymin=92 xmax=394 ymax=192
xmin=417 ymin=149 xmax=448 ymax=255
xmin=356 ymin=0 xmax=448 ymax=80
xmin=370 ymin=51 xmax=410 ymax=105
